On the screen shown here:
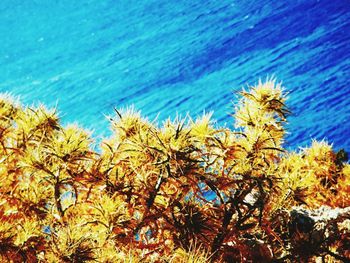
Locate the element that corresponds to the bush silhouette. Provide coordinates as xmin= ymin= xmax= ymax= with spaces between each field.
xmin=0 ymin=80 xmax=349 ymax=262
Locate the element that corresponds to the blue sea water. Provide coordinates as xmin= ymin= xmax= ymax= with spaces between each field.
xmin=0 ymin=0 xmax=349 ymax=151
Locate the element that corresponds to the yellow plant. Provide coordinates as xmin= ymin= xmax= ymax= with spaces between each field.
xmin=0 ymin=80 xmax=349 ymax=262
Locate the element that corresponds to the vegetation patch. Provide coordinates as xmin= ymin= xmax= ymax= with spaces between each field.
xmin=0 ymin=80 xmax=349 ymax=262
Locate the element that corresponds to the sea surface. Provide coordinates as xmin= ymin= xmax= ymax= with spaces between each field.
xmin=1 ymin=0 xmax=349 ymax=151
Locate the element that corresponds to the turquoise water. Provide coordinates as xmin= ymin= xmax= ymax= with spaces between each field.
xmin=1 ymin=0 xmax=349 ymax=150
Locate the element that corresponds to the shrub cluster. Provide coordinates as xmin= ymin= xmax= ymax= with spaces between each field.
xmin=0 ymin=80 xmax=349 ymax=262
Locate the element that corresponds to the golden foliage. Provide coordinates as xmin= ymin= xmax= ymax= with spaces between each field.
xmin=0 ymin=80 xmax=349 ymax=262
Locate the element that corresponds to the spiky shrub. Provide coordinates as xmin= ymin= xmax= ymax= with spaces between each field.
xmin=0 ymin=81 xmax=349 ymax=263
